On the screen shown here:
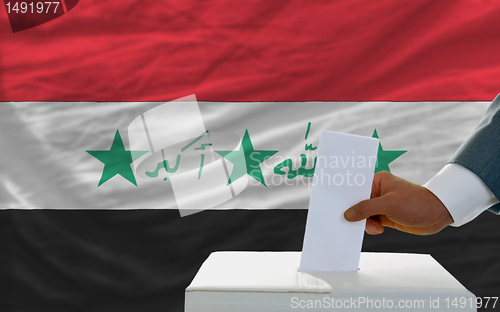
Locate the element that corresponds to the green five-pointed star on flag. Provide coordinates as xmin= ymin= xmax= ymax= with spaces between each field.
xmin=216 ymin=129 xmax=278 ymax=187
xmin=86 ymin=130 xmax=148 ymax=186
xmin=372 ymin=129 xmax=407 ymax=173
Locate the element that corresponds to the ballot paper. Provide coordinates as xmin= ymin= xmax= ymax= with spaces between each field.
xmin=299 ymin=131 xmax=379 ymax=272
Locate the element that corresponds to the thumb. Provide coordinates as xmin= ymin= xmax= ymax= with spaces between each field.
xmin=344 ymin=196 xmax=390 ymax=222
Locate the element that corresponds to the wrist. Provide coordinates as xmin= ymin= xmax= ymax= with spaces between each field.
xmin=422 ymin=186 xmax=453 ymax=232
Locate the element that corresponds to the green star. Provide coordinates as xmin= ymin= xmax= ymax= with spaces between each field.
xmin=216 ymin=129 xmax=278 ymax=187
xmin=86 ymin=130 xmax=148 ymax=186
xmin=372 ymin=129 xmax=407 ymax=173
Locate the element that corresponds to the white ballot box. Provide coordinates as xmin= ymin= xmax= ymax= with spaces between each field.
xmin=185 ymin=252 xmax=476 ymax=312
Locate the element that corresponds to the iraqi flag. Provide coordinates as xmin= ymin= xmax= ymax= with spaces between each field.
xmin=1 ymin=1 xmax=500 ymax=312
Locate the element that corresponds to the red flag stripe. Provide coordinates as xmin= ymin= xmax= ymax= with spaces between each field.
xmin=1 ymin=0 xmax=500 ymax=101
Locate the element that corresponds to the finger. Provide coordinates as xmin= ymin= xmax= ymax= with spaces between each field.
xmin=377 ymin=215 xmax=396 ymax=229
xmin=365 ymin=217 xmax=384 ymax=235
xmin=370 ymin=172 xmax=383 ymax=199
xmin=370 ymin=171 xmax=392 ymax=198
xmin=344 ymin=196 xmax=390 ymax=222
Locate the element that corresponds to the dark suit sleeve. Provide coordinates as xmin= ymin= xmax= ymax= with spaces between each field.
xmin=449 ymin=93 xmax=500 ymax=214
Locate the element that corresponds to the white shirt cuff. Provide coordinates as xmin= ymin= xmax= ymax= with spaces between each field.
xmin=423 ymin=163 xmax=499 ymax=227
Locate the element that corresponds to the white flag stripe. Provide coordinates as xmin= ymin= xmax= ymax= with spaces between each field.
xmin=0 ymin=101 xmax=490 ymax=209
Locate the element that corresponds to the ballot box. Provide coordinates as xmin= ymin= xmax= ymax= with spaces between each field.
xmin=185 ymin=252 xmax=476 ymax=312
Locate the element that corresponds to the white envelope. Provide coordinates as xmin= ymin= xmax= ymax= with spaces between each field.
xmin=299 ymin=131 xmax=379 ymax=272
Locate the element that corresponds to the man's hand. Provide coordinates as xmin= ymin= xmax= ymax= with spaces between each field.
xmin=344 ymin=171 xmax=454 ymax=235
